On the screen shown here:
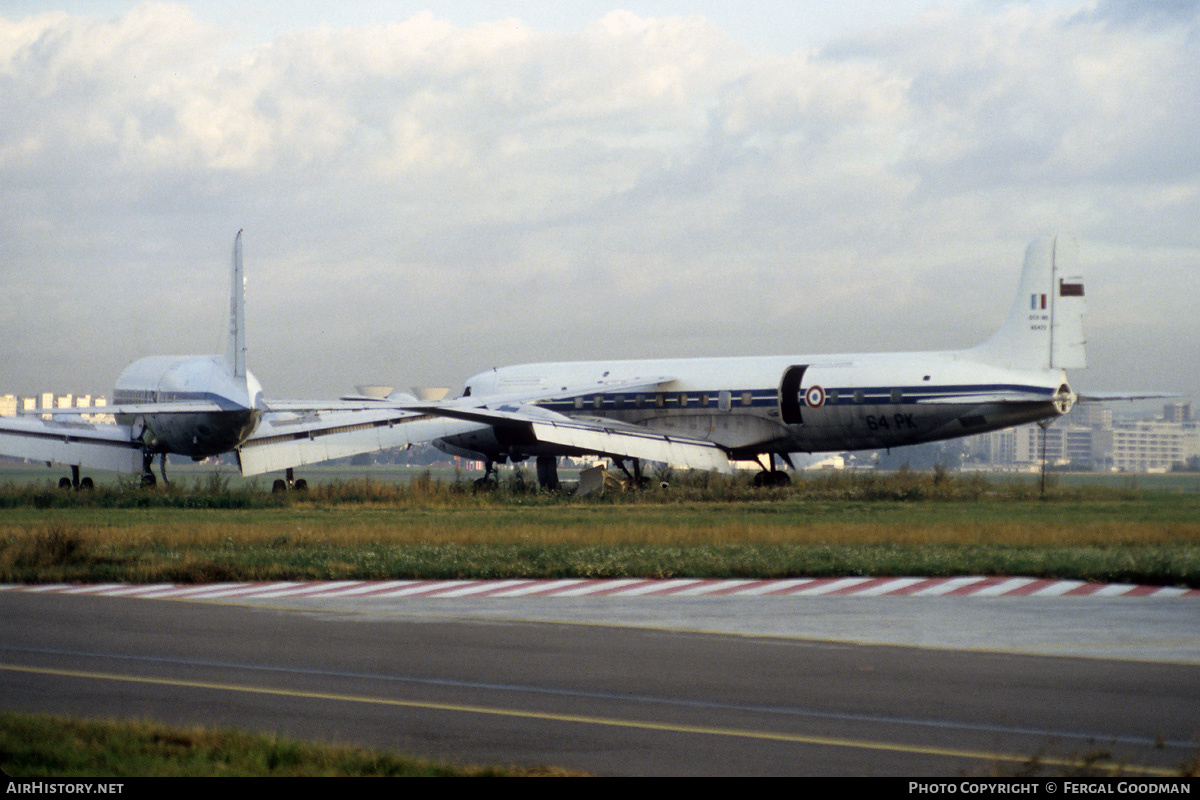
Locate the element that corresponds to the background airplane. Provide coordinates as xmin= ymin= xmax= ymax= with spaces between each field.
xmin=0 ymin=232 xmax=475 ymax=490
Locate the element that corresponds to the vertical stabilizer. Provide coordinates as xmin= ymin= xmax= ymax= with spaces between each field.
xmin=971 ymin=235 xmax=1087 ymax=371
xmin=226 ymin=230 xmax=247 ymax=379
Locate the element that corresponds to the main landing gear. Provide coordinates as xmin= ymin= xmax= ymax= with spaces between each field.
xmin=272 ymin=468 xmax=308 ymax=493
xmin=613 ymin=457 xmax=651 ymax=489
xmin=473 ymin=458 xmax=500 ymax=490
xmin=138 ymin=452 xmax=171 ymax=488
xmin=57 ymin=465 xmax=94 ymax=491
xmin=536 ymin=456 xmax=560 ymax=491
xmin=752 ymin=453 xmax=792 ymax=487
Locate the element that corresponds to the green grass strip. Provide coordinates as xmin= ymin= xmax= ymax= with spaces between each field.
xmin=0 ymin=711 xmax=576 ymax=777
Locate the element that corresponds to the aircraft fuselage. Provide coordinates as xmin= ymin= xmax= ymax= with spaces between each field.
xmin=443 ymin=350 xmax=1068 ymax=464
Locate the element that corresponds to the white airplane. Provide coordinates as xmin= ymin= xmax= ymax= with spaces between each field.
xmin=0 ymin=232 xmax=479 ymax=490
xmin=405 ymin=234 xmax=1161 ymax=488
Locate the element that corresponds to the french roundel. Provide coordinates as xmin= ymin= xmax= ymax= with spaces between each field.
xmin=804 ymin=385 xmax=826 ymax=409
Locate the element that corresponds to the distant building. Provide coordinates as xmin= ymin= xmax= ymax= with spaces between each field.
xmin=0 ymin=391 xmax=112 ymax=423
xmin=962 ymin=402 xmax=1200 ymax=472
xmin=1096 ymin=420 xmax=1200 ymax=472
xmin=1164 ymin=403 xmax=1193 ymax=423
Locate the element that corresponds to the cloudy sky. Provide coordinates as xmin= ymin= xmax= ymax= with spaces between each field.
xmin=1 ymin=1 xmax=1196 ymax=407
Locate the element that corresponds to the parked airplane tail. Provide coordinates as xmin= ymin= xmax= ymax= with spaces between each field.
xmin=225 ymin=229 xmax=248 ymax=380
xmin=970 ymin=234 xmax=1087 ymax=372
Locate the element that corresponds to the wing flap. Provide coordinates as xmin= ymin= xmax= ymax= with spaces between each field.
xmin=410 ymin=402 xmax=731 ymax=472
xmin=528 ymin=420 xmax=731 ymax=472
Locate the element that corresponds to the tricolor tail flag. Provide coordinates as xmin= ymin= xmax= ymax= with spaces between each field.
xmin=1030 ymin=293 xmax=1047 ymax=310
xmin=1059 ymin=279 xmax=1084 ymax=297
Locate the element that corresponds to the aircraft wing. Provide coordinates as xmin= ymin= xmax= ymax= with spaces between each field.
xmin=0 ymin=415 xmax=144 ymax=473
xmin=432 ymin=375 xmax=680 ymax=409
xmin=235 ymin=408 xmax=483 ymax=476
xmin=240 ymin=375 xmax=711 ymax=475
xmin=259 ymin=399 xmax=421 ymax=413
xmin=406 ymin=402 xmax=732 ymax=472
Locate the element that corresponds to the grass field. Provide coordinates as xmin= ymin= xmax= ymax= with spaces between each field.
xmin=1 ymin=465 xmax=1197 ymax=586
xmin=0 ymin=711 xmax=575 ymax=777
xmin=3 ymin=468 xmax=1197 ymax=779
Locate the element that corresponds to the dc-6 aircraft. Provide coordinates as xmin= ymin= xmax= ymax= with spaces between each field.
xmin=0 ymin=233 xmax=1155 ymax=490
xmin=411 ymin=234 xmax=1156 ymax=488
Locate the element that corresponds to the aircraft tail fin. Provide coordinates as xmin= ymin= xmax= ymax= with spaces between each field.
xmin=225 ymin=230 xmax=247 ymax=379
xmin=971 ymin=235 xmax=1087 ymax=371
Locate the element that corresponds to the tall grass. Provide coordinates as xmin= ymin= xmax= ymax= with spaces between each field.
xmin=0 ymin=467 xmax=1154 ymax=508
xmin=1 ymin=471 xmax=1196 ymax=585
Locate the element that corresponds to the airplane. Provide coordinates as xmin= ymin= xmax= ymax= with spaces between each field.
xmin=398 ymin=234 xmax=1165 ymax=488
xmin=0 ymin=231 xmax=482 ymax=490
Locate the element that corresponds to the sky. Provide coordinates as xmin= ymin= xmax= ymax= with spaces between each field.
xmin=1 ymin=1 xmax=1196 ymax=407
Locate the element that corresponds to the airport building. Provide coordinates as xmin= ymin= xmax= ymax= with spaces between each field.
xmin=0 ymin=392 xmax=112 ymax=423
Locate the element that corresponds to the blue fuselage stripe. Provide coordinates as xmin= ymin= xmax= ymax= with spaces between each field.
xmin=536 ymin=384 xmax=1053 ymax=412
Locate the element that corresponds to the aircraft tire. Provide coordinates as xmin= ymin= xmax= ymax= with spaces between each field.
xmin=58 ymin=477 xmax=72 ymax=490
xmin=272 ymin=479 xmax=287 ymax=493
xmin=79 ymin=477 xmax=94 ymax=490
xmin=753 ymin=470 xmax=791 ymax=488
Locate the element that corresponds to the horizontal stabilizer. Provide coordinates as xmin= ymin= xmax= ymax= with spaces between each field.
xmin=1075 ymin=391 xmax=1180 ymax=403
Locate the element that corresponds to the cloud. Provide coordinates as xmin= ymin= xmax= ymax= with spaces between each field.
xmin=0 ymin=2 xmax=1195 ymax=403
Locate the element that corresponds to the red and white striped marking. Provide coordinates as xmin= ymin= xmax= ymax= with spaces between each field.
xmin=2 ymin=577 xmax=1197 ymax=600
